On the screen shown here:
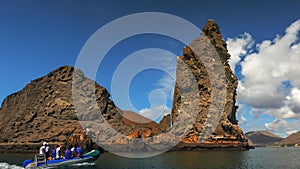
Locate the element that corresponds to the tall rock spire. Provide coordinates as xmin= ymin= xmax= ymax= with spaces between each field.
xmin=171 ymin=20 xmax=248 ymax=147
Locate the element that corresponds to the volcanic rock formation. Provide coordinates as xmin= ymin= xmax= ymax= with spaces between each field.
xmin=171 ymin=20 xmax=248 ymax=148
xmin=0 ymin=20 xmax=249 ymax=152
xmin=0 ymin=66 xmax=170 ymax=152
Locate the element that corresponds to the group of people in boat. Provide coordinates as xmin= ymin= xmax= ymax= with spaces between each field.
xmin=39 ymin=142 xmax=83 ymax=160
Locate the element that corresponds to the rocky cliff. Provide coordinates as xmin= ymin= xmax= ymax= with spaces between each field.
xmin=171 ymin=20 xmax=248 ymax=148
xmin=0 ymin=20 xmax=249 ymax=152
xmin=0 ymin=66 xmax=170 ymax=152
xmin=0 ymin=66 xmax=80 ymax=144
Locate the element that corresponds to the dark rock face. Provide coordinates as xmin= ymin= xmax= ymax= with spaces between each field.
xmin=171 ymin=20 xmax=248 ymax=146
xmin=0 ymin=66 xmax=80 ymax=144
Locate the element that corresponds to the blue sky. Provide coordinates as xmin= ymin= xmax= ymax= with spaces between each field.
xmin=1 ymin=0 xmax=300 ymax=137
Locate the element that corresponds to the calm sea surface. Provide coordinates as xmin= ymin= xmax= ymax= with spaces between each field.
xmin=1 ymin=147 xmax=300 ymax=169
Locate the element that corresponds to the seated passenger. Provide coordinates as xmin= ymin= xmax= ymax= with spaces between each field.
xmin=64 ymin=145 xmax=72 ymax=159
xmin=39 ymin=142 xmax=47 ymax=155
xmin=70 ymin=144 xmax=76 ymax=157
xmin=45 ymin=143 xmax=50 ymax=159
xmin=75 ymin=144 xmax=83 ymax=157
xmin=51 ymin=146 xmax=57 ymax=160
xmin=55 ymin=144 xmax=62 ymax=159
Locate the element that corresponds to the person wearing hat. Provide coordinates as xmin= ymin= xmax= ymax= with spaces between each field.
xmin=45 ymin=142 xmax=50 ymax=159
xmin=55 ymin=144 xmax=62 ymax=159
xmin=39 ymin=142 xmax=47 ymax=155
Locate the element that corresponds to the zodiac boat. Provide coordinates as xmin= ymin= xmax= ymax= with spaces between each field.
xmin=22 ymin=149 xmax=100 ymax=168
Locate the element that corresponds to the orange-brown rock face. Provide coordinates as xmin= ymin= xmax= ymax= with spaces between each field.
xmin=171 ymin=20 xmax=248 ymax=146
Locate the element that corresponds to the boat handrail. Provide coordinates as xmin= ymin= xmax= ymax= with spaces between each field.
xmin=35 ymin=154 xmax=47 ymax=166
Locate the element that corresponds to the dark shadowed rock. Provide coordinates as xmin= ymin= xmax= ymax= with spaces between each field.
xmin=0 ymin=66 xmax=81 ymax=144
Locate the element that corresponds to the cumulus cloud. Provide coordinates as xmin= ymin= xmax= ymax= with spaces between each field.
xmin=139 ymin=104 xmax=171 ymax=122
xmin=265 ymin=119 xmax=298 ymax=136
xmin=238 ymin=83 xmax=286 ymax=108
xmin=290 ymin=87 xmax=300 ymax=113
xmin=117 ymin=48 xmax=176 ymax=119
xmin=228 ymin=19 xmax=300 ymax=137
xmin=235 ymin=104 xmax=248 ymax=125
xmin=140 ymin=51 xmax=175 ymax=121
xmin=157 ymin=72 xmax=176 ymax=100
xmin=236 ymin=105 xmax=270 ymax=133
xmin=226 ymin=32 xmax=254 ymax=72
xmin=139 ymin=49 xmax=176 ymax=120
xmin=239 ymin=20 xmax=300 ymax=109
xmin=265 ymin=106 xmax=297 ymax=119
xmin=157 ymin=54 xmax=176 ymax=99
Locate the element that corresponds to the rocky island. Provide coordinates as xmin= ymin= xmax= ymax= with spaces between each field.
xmin=0 ymin=20 xmax=251 ymax=153
xmin=246 ymin=130 xmax=300 ymax=147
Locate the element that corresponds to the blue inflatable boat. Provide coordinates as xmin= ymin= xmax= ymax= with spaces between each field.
xmin=22 ymin=149 xmax=100 ymax=168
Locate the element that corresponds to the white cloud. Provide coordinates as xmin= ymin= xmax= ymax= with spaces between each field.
xmin=236 ymin=104 xmax=269 ymax=133
xmin=226 ymin=32 xmax=254 ymax=72
xmin=290 ymin=87 xmax=300 ymax=113
xmin=139 ymin=52 xmax=175 ymax=122
xmin=239 ymin=115 xmax=247 ymax=126
xmin=236 ymin=104 xmax=248 ymax=125
xmin=139 ymin=104 xmax=171 ymax=122
xmin=155 ymin=54 xmax=176 ymax=100
xmin=157 ymin=74 xmax=175 ymax=100
xmin=265 ymin=119 xmax=300 ymax=137
xmin=265 ymin=106 xmax=297 ymax=119
xmin=229 ymin=20 xmax=300 ymax=137
xmin=239 ymin=19 xmax=300 ymax=109
xmin=238 ymin=83 xmax=286 ymax=108
xmin=265 ymin=119 xmax=291 ymax=133
xmin=286 ymin=130 xmax=298 ymax=136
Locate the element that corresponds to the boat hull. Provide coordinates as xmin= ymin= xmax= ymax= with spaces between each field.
xmin=24 ymin=150 xmax=100 ymax=168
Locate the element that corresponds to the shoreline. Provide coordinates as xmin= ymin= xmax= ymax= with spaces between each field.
xmin=170 ymin=142 xmax=254 ymax=151
xmin=0 ymin=142 xmax=254 ymax=153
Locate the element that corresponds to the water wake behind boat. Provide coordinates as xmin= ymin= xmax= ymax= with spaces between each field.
xmin=70 ymin=162 xmax=95 ymax=166
xmin=0 ymin=162 xmax=24 ymax=169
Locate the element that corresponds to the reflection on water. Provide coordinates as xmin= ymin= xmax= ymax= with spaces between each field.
xmin=95 ymin=150 xmax=247 ymax=169
xmin=0 ymin=153 xmax=33 ymax=167
xmin=245 ymin=147 xmax=300 ymax=169
xmin=1 ymin=147 xmax=300 ymax=169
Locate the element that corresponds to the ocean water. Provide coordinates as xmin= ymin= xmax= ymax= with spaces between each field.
xmin=1 ymin=147 xmax=300 ymax=169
